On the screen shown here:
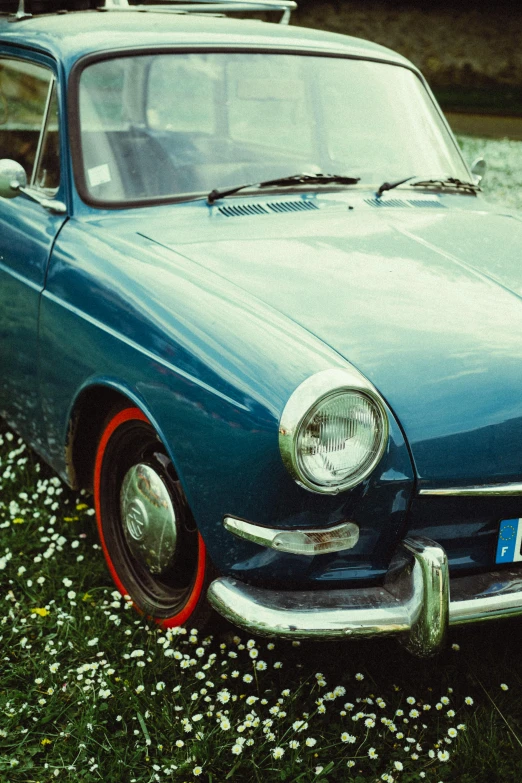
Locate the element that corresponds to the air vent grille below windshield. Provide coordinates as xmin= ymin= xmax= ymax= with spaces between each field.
xmin=268 ymin=201 xmax=318 ymax=213
xmin=407 ymin=200 xmax=446 ymax=209
xmin=218 ymin=204 xmax=270 ymax=217
xmin=365 ymin=198 xmax=408 ymax=208
xmin=365 ymin=198 xmax=446 ymax=209
xmin=218 ymin=200 xmax=318 ymax=217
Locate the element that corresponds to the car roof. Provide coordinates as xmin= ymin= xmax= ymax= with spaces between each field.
xmin=0 ymin=10 xmax=413 ymax=73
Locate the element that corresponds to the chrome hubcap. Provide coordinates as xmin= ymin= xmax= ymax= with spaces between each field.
xmin=120 ymin=463 xmax=177 ymax=575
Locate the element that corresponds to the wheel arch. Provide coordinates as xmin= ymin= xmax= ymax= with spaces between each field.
xmin=65 ymin=379 xmax=179 ymax=492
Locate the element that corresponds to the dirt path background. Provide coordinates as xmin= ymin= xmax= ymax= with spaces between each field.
xmin=447 ymin=113 xmax=522 ymax=139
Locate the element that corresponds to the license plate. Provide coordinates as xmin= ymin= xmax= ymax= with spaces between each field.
xmin=496 ymin=518 xmax=522 ymax=564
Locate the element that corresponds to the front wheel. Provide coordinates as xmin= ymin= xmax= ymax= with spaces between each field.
xmin=94 ymin=407 xmax=215 ymax=628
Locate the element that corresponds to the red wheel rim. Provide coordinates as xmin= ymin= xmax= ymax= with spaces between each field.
xmin=94 ymin=406 xmax=207 ymax=627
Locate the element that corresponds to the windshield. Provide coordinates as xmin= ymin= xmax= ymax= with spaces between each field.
xmin=77 ymin=52 xmax=469 ymax=204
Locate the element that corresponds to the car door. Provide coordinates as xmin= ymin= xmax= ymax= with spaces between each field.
xmin=0 ymin=52 xmax=67 ymax=452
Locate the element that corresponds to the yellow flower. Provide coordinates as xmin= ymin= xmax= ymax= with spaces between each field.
xmin=13 ymin=518 xmax=24 ymax=524
xmin=31 ymin=608 xmax=49 ymax=617
xmin=41 ymin=738 xmax=52 ymax=746
xmin=76 ymin=504 xmax=89 ymax=511
xmin=82 ymin=592 xmax=92 ymax=601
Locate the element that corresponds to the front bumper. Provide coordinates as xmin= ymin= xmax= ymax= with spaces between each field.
xmin=207 ymin=536 xmax=522 ymax=656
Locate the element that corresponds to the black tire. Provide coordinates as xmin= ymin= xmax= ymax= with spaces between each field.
xmin=94 ymin=406 xmax=215 ymax=629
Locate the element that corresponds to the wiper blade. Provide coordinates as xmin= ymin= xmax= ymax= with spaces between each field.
xmin=377 ymin=175 xmax=481 ymax=197
xmin=411 ymin=177 xmax=481 ymax=194
xmin=207 ymin=172 xmax=360 ymax=204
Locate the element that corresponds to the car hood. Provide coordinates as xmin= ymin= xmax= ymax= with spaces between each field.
xmin=138 ymin=200 xmax=522 ymax=486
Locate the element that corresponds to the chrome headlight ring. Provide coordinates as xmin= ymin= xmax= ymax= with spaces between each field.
xmin=279 ymin=367 xmax=389 ymax=494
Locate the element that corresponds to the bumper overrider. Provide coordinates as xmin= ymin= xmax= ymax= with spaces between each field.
xmin=207 ymin=536 xmax=522 ymax=656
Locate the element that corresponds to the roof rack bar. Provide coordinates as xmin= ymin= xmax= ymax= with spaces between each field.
xmin=102 ymin=0 xmax=297 ymax=24
xmin=8 ymin=0 xmax=32 ymax=21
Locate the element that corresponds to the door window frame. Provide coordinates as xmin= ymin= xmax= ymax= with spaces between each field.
xmin=30 ymin=74 xmax=59 ymax=193
xmin=0 ymin=47 xmax=66 ymax=205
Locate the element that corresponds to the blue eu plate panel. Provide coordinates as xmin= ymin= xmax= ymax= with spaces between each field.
xmin=496 ymin=518 xmax=522 ymax=564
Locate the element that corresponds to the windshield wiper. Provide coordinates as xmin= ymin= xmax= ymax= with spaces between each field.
xmin=207 ymin=172 xmax=360 ymax=204
xmin=377 ymin=175 xmax=481 ymax=197
xmin=411 ymin=177 xmax=481 ymax=194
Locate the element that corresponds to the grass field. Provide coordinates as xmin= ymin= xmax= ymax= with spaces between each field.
xmin=1 ymin=135 xmax=522 ymax=783
xmin=458 ymin=134 xmax=522 ymax=211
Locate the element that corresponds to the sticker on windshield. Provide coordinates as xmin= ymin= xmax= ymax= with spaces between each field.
xmin=496 ymin=518 xmax=522 ymax=563
xmin=88 ymin=163 xmax=111 ymax=188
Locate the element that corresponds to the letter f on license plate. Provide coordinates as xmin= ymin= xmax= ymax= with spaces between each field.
xmin=496 ymin=518 xmax=522 ymax=563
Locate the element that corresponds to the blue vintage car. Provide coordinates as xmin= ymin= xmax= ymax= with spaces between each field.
xmin=1 ymin=0 xmax=521 ymax=656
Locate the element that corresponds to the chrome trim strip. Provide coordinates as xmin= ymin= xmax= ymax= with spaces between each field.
xmin=18 ymin=188 xmax=67 ymax=214
xmin=223 ymin=516 xmax=360 ymax=555
xmin=207 ymin=535 xmax=522 ymax=656
xmin=224 ymin=516 xmax=276 ymax=549
xmin=42 ymin=290 xmax=250 ymax=411
xmin=419 ymin=483 xmax=522 ymax=496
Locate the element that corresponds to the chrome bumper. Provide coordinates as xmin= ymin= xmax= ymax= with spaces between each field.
xmin=207 ymin=536 xmax=522 ymax=656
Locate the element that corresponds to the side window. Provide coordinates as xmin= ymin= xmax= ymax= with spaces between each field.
xmin=0 ymin=58 xmax=60 ymax=193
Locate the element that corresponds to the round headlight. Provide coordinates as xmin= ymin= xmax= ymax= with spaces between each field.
xmin=279 ymin=368 xmax=389 ymax=494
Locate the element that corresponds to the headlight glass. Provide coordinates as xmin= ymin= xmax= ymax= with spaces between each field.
xmin=297 ymin=391 xmax=385 ymax=489
xmin=296 ymin=391 xmax=385 ymax=489
xmin=279 ymin=368 xmax=389 ymax=494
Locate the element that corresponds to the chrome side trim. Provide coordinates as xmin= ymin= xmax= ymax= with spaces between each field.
xmin=419 ymin=483 xmax=522 ymax=496
xmin=207 ymin=535 xmax=522 ymax=656
xmin=223 ymin=516 xmax=360 ymax=555
xmin=19 ymin=188 xmax=67 ymax=214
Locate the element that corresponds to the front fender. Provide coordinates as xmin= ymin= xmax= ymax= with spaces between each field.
xmin=39 ymin=218 xmax=415 ymax=586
